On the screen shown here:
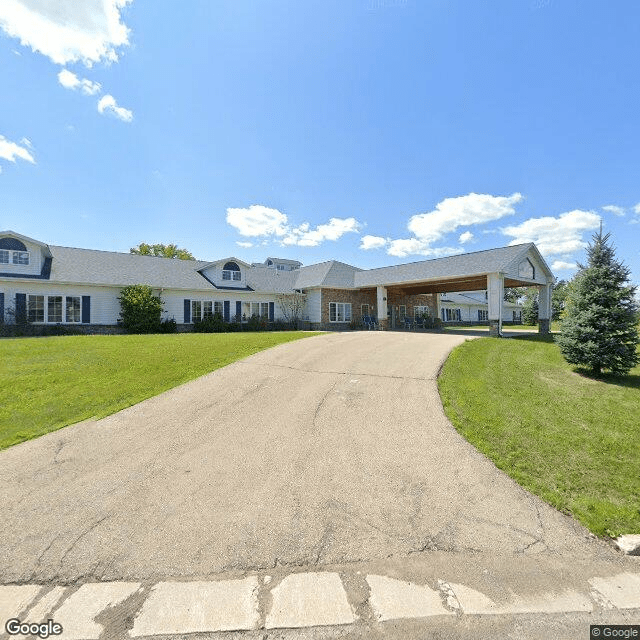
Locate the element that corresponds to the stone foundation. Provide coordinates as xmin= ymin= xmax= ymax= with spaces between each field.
xmin=488 ymin=320 xmax=501 ymax=337
xmin=538 ymin=318 xmax=550 ymax=334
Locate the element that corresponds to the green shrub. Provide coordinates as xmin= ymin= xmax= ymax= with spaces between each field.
xmin=193 ymin=313 xmax=227 ymax=333
xmin=159 ymin=318 xmax=178 ymax=333
xmin=246 ymin=315 xmax=268 ymax=331
xmin=118 ymin=285 xmax=163 ymax=334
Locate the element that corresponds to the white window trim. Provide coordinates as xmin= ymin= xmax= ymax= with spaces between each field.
xmin=66 ymin=296 xmax=81 ymax=323
xmin=329 ymin=302 xmax=352 ymax=322
xmin=12 ymin=251 xmax=30 ymax=265
xmin=222 ymin=270 xmax=242 ymax=281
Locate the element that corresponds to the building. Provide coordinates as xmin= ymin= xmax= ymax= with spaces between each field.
xmin=0 ymin=231 xmax=552 ymax=335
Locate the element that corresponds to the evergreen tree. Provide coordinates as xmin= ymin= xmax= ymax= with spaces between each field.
xmin=551 ymin=279 xmax=568 ymax=321
xmin=521 ymin=288 xmax=539 ymax=325
xmin=557 ymin=230 xmax=638 ymax=375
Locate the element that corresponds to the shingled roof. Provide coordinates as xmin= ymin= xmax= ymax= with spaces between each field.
xmin=354 ymin=243 xmax=538 ymax=288
xmin=48 ymin=246 xmax=214 ymax=289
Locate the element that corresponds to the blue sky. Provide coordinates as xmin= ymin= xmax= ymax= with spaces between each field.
xmin=1 ymin=0 xmax=639 ymax=285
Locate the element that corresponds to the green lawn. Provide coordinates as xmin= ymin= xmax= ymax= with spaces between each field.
xmin=438 ymin=335 xmax=640 ymax=537
xmin=443 ymin=322 xmax=561 ymax=332
xmin=0 ymin=332 xmax=319 ymax=450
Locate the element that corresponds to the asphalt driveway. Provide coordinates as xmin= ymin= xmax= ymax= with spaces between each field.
xmin=0 ymin=332 xmax=613 ymax=583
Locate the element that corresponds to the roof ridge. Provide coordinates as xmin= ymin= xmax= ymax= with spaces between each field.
xmin=51 ymin=244 xmax=209 ymax=265
xmin=361 ymin=243 xmax=533 ymax=274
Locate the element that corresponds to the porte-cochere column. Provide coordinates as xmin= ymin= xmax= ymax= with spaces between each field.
xmin=376 ymin=286 xmax=388 ymax=330
xmin=538 ymin=279 xmax=553 ymax=333
xmin=487 ymin=272 xmax=504 ymax=337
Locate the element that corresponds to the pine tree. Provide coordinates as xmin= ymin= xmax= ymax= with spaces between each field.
xmin=557 ymin=229 xmax=639 ymax=375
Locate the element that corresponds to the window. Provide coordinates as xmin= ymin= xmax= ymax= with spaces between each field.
xmin=398 ymin=305 xmax=406 ymax=321
xmin=329 ymin=302 xmax=352 ymax=322
xmin=442 ymin=308 xmax=461 ymax=322
xmin=214 ymin=301 xmax=223 ymax=316
xmin=191 ymin=300 xmax=202 ymax=322
xmin=260 ymin=302 xmax=269 ymax=317
xmin=222 ymin=261 xmax=241 ymax=281
xmin=276 ymin=264 xmax=286 ymax=271
xmin=66 ymin=296 xmax=81 ymax=323
xmin=478 ymin=309 xmax=488 ymax=321
xmin=0 ymin=250 xmax=9 ymax=264
xmin=47 ymin=296 xmax=63 ymax=323
xmin=361 ymin=304 xmax=369 ymax=317
xmin=203 ymin=301 xmax=213 ymax=318
xmin=28 ymin=295 xmax=44 ymax=322
xmin=513 ymin=310 xmax=521 ymax=321
xmin=13 ymin=251 xmax=29 ymax=265
xmin=414 ymin=305 xmax=430 ymax=318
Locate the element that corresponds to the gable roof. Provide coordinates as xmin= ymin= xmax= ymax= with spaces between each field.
xmin=0 ymin=230 xmax=52 ymax=257
xmin=293 ymin=260 xmax=362 ymax=289
xmin=354 ymin=244 xmax=542 ymax=288
xmin=48 ymin=246 xmax=214 ymax=290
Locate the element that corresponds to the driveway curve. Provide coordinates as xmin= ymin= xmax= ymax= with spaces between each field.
xmin=0 ymin=332 xmax=613 ymax=583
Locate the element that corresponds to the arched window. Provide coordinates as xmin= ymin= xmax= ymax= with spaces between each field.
xmin=222 ymin=261 xmax=241 ymax=281
xmin=0 ymin=237 xmax=29 ymax=265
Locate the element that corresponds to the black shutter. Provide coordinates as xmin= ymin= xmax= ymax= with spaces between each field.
xmin=223 ymin=300 xmax=230 ymax=322
xmin=16 ymin=293 xmax=26 ymax=323
xmin=81 ymin=296 xmax=91 ymax=323
xmin=184 ymin=299 xmax=191 ymax=323
xmin=235 ymin=301 xmax=242 ymax=321
xmin=269 ymin=301 xmax=274 ymax=321
xmin=0 ymin=292 xmax=4 ymax=323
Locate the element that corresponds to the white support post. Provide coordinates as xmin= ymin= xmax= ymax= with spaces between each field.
xmin=538 ymin=279 xmax=553 ymax=334
xmin=487 ymin=272 xmax=504 ymax=337
xmin=376 ymin=286 xmax=387 ymax=330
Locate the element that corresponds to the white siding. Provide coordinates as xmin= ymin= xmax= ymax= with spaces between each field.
xmin=200 ymin=262 xmax=247 ymax=288
xmin=0 ymin=282 xmax=121 ymax=324
xmin=0 ymin=239 xmax=44 ymax=277
xmin=303 ymin=289 xmax=321 ymax=322
xmin=0 ymin=282 xmax=289 ymax=325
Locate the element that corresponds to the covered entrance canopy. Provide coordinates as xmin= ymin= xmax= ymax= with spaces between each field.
xmin=353 ymin=243 xmax=555 ymax=335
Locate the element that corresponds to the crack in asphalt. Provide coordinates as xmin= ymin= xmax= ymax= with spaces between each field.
xmin=238 ymin=360 xmax=437 ymax=381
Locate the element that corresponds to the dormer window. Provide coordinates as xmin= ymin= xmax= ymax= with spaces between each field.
xmin=0 ymin=237 xmax=30 ymax=265
xmin=13 ymin=251 xmax=29 ymax=265
xmin=222 ymin=261 xmax=241 ymax=281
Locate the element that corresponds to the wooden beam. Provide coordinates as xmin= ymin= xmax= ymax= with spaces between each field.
xmin=391 ymin=275 xmax=489 ymax=295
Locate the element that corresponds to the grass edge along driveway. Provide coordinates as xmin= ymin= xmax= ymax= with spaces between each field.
xmin=438 ymin=335 xmax=640 ymax=538
xmin=1 ymin=332 xmax=320 ymax=451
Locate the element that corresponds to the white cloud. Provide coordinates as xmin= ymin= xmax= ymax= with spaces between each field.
xmin=551 ymin=260 xmax=577 ymax=271
xmin=407 ymin=192 xmax=523 ymax=245
xmin=97 ymin=94 xmax=133 ymax=122
xmin=602 ymin=204 xmax=625 ymax=217
xmin=360 ymin=235 xmax=388 ymax=250
xmin=372 ymin=192 xmax=521 ymax=258
xmin=0 ymin=134 xmax=35 ymax=164
xmin=236 ymin=241 xmax=253 ymax=248
xmin=282 ymin=217 xmax=361 ymax=247
xmin=227 ymin=205 xmax=289 ymax=238
xmin=58 ymin=68 xmax=101 ymax=95
xmin=387 ymin=238 xmax=463 ymax=258
xmin=0 ymin=0 xmax=133 ymax=67
xmin=226 ymin=204 xmax=362 ymax=247
xmin=634 ymin=203 xmax=640 ymax=214
xmin=501 ymin=209 xmax=601 ymax=257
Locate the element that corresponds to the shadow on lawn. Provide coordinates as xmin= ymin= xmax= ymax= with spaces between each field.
xmin=513 ymin=333 xmax=640 ymax=388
